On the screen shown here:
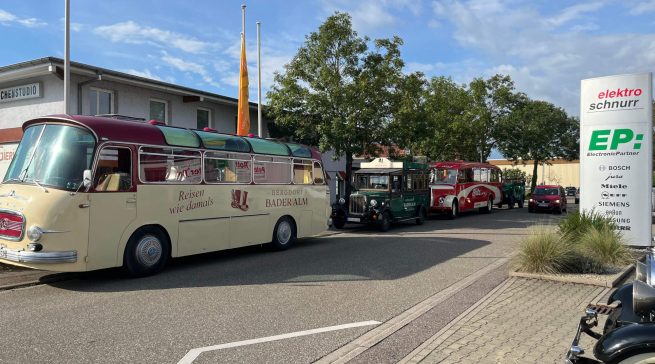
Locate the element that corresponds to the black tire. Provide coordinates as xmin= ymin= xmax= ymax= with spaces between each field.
xmin=272 ymin=216 xmax=296 ymax=250
xmin=449 ymin=201 xmax=458 ymax=220
xmin=556 ymin=205 xmax=563 ymax=214
xmin=416 ymin=207 xmax=426 ymax=225
xmin=380 ymin=211 xmax=391 ymax=232
xmin=518 ymin=198 xmax=524 ymax=208
xmin=480 ymin=198 xmax=492 ymax=214
xmin=611 ymin=351 xmax=655 ymax=364
xmin=333 ymin=212 xmax=346 ymax=229
xmin=508 ymin=196 xmax=515 ymax=209
xmin=575 ymin=198 xmax=579 ymax=204
xmin=124 ymin=226 xmax=170 ymax=277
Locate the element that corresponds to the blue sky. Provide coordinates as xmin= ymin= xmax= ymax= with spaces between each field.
xmin=1 ymin=0 xmax=654 ymax=117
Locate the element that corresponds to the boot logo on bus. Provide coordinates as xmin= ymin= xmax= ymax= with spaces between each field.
xmin=231 ymin=189 xmax=249 ymax=211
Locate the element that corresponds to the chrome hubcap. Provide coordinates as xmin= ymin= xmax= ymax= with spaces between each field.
xmin=277 ymin=221 xmax=292 ymax=244
xmin=135 ymin=235 xmax=162 ymax=267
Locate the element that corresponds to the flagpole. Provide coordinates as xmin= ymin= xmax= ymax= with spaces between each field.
xmin=257 ymin=21 xmax=262 ymax=137
xmin=64 ymin=0 xmax=70 ymax=114
xmin=241 ymin=4 xmax=246 ymax=42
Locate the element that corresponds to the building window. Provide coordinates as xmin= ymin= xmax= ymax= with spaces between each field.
xmin=149 ymin=99 xmax=168 ymax=123
xmin=89 ymin=88 xmax=114 ymax=115
xmin=197 ymin=108 xmax=211 ymax=130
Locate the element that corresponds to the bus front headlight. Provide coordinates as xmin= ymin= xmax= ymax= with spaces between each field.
xmin=370 ymin=199 xmax=378 ymax=207
xmin=338 ymin=198 xmax=346 ymax=205
xmin=27 ymin=225 xmax=43 ymax=242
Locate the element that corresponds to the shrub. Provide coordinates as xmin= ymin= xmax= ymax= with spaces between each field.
xmin=559 ymin=209 xmax=616 ymax=243
xmin=514 ymin=228 xmax=575 ymax=274
xmin=576 ymin=226 xmax=631 ymax=273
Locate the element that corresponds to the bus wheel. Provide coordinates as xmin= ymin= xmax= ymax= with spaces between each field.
xmin=272 ymin=216 xmax=296 ymax=250
xmin=416 ymin=207 xmax=426 ymax=225
xmin=124 ymin=226 xmax=170 ymax=277
xmin=508 ymin=196 xmax=515 ymax=209
xmin=518 ymin=198 xmax=524 ymax=208
xmin=449 ymin=201 xmax=458 ymax=220
xmin=380 ymin=211 xmax=391 ymax=232
xmin=480 ymin=198 xmax=492 ymax=214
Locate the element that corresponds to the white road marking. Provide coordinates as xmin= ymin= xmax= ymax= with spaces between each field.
xmin=177 ymin=320 xmax=381 ymax=364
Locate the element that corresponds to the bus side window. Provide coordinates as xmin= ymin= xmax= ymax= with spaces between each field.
xmin=293 ymin=159 xmax=313 ymax=184
xmin=313 ymin=161 xmax=324 ymax=184
xmin=457 ymin=169 xmax=466 ymax=183
xmin=95 ymin=147 xmax=132 ymax=192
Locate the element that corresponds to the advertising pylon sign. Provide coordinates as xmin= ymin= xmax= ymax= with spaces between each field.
xmin=580 ymin=73 xmax=653 ymax=246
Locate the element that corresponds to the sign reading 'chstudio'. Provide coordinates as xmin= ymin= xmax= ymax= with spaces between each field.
xmin=0 ymin=83 xmax=41 ymax=103
xmin=580 ymin=73 xmax=653 ymax=246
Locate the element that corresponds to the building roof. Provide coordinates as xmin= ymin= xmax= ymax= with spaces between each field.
xmin=0 ymin=57 xmax=261 ymax=109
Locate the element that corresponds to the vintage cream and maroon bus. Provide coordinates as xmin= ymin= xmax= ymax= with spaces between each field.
xmin=0 ymin=115 xmax=330 ymax=276
xmin=428 ymin=161 xmax=503 ymax=218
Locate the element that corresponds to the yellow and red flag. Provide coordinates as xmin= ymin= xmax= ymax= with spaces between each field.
xmin=236 ymin=33 xmax=250 ymax=136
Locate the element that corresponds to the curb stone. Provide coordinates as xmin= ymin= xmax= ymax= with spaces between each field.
xmin=509 ymin=263 xmax=634 ymax=288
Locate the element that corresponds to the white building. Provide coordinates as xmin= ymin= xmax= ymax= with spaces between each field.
xmin=0 ymin=57 xmax=272 ymax=176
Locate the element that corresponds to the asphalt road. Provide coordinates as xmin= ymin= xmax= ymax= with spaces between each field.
xmin=0 ymin=202 xmax=571 ymax=364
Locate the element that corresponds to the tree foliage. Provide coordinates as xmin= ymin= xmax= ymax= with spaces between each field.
xmin=495 ymin=98 xmax=579 ymax=192
xmin=390 ymin=74 xmax=521 ymax=162
xmin=266 ymin=11 xmax=581 ymax=200
xmin=267 ymin=12 xmax=408 ymax=200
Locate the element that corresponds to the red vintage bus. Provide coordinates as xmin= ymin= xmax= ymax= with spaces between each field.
xmin=428 ymin=161 xmax=503 ymax=218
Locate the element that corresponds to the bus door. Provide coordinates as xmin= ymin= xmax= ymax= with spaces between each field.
xmin=87 ymin=145 xmax=137 ymax=270
xmin=401 ymin=173 xmax=416 ymax=218
xmin=390 ymin=174 xmax=404 ymax=217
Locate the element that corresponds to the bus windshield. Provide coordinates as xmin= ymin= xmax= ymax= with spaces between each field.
xmin=4 ymin=124 xmax=96 ymax=191
xmin=430 ymin=168 xmax=457 ymax=185
xmin=356 ymin=174 xmax=389 ymax=190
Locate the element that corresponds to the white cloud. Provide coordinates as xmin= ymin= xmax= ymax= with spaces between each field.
xmin=320 ymin=0 xmax=422 ymax=32
xmin=544 ymin=2 xmax=605 ymax=27
xmin=161 ymin=53 xmax=220 ymax=88
xmin=123 ymin=68 xmax=163 ymax=81
xmin=428 ymin=0 xmax=653 ymax=116
xmin=0 ymin=9 xmax=46 ymax=27
xmin=94 ymin=21 xmax=213 ymax=54
xmin=629 ymin=0 xmax=655 ymax=15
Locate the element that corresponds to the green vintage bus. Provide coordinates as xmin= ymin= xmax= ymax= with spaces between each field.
xmin=332 ymin=158 xmax=430 ymax=231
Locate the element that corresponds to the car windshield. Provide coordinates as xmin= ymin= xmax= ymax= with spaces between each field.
xmin=430 ymin=168 xmax=457 ymax=185
xmin=4 ymin=124 xmax=96 ymax=191
xmin=355 ymin=174 xmax=389 ymax=190
xmin=533 ymin=188 xmax=559 ymax=196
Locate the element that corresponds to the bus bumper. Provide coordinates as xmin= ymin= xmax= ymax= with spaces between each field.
xmin=0 ymin=246 xmax=77 ymax=264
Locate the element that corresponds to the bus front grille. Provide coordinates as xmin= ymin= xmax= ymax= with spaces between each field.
xmin=349 ymin=195 xmax=367 ymax=215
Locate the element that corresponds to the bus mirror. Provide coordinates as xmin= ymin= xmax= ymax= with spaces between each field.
xmin=83 ymin=169 xmax=92 ymax=189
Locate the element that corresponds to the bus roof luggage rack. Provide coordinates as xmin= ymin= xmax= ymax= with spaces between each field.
xmin=95 ymin=114 xmax=146 ymax=122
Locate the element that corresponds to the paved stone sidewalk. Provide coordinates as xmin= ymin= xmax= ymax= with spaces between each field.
xmin=401 ymin=278 xmax=610 ymax=364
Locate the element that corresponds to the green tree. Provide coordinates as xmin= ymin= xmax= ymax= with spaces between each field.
xmin=467 ymin=75 xmax=521 ymax=162
xmin=266 ymin=12 xmax=406 ymax=201
xmin=391 ymin=74 xmax=521 ymax=163
xmin=495 ymin=98 xmax=579 ymax=192
xmin=502 ymin=167 xmax=528 ymax=182
xmin=385 ymin=72 xmax=428 ymax=157
xmin=406 ymin=76 xmax=477 ymax=160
